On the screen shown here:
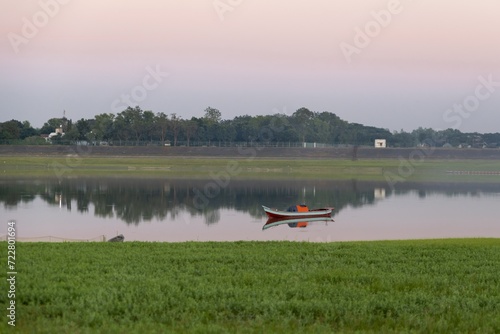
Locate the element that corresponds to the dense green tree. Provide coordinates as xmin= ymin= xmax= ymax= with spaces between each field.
xmin=0 ymin=120 xmax=22 ymax=140
xmin=483 ymin=133 xmax=500 ymax=147
xmin=155 ymin=112 xmax=169 ymax=145
xmin=40 ymin=118 xmax=64 ymax=134
xmin=20 ymin=121 xmax=38 ymax=139
xmin=440 ymin=128 xmax=464 ymax=147
xmin=170 ymin=113 xmax=181 ymax=146
xmin=143 ymin=110 xmax=156 ymax=142
xmin=291 ymin=107 xmax=314 ymax=142
xmin=309 ymin=118 xmax=330 ymax=143
xmin=392 ymin=130 xmax=415 ymax=147
xmin=93 ymin=113 xmax=115 ymax=142
xmin=217 ymin=120 xmax=236 ymax=142
xmin=413 ymin=127 xmax=438 ymax=145
xmin=113 ymin=112 xmax=131 ymax=142
xmin=63 ymin=126 xmax=80 ymax=142
xmin=127 ymin=107 xmax=145 ymax=144
xmin=201 ymin=107 xmax=222 ymax=143
xmin=75 ymin=119 xmax=91 ymax=141
xmin=317 ymin=112 xmax=348 ymax=144
xmin=349 ymin=124 xmax=392 ymax=146
xmin=113 ymin=107 xmax=146 ymax=144
xmin=183 ymin=119 xmax=198 ymax=146
xmin=233 ymin=115 xmax=257 ymax=142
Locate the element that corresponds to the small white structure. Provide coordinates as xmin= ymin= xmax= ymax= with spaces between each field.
xmin=46 ymin=125 xmax=64 ymax=142
xmin=374 ymin=188 xmax=386 ymax=199
xmin=374 ymin=139 xmax=386 ymax=148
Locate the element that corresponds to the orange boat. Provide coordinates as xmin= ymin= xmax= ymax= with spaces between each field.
xmin=262 ymin=204 xmax=333 ymax=219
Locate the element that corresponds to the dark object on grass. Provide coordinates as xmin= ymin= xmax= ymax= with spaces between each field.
xmin=108 ymin=234 xmax=124 ymax=242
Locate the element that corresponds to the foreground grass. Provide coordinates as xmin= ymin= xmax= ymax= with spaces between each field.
xmin=2 ymin=239 xmax=499 ymax=333
xmin=1 ymin=155 xmax=500 ymax=182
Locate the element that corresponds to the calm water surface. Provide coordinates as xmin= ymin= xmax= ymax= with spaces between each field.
xmin=1 ymin=178 xmax=499 ymax=242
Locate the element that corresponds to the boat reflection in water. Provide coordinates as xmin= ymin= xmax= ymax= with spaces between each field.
xmin=262 ymin=217 xmax=334 ymax=231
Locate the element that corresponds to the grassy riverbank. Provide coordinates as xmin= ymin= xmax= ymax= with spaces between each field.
xmin=1 ymin=155 xmax=500 ymax=182
xmin=3 ymin=239 xmax=500 ymax=333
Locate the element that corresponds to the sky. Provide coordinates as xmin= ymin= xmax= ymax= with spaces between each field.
xmin=1 ymin=0 xmax=499 ymax=133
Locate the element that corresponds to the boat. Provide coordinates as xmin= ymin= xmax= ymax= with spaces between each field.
xmin=108 ymin=234 xmax=124 ymax=242
xmin=262 ymin=204 xmax=333 ymax=219
xmin=263 ymin=216 xmax=333 ymax=230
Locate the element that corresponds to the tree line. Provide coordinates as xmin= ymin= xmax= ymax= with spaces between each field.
xmin=0 ymin=106 xmax=499 ymax=148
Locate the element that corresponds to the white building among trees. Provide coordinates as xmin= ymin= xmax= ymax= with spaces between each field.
xmin=374 ymin=139 xmax=386 ymax=148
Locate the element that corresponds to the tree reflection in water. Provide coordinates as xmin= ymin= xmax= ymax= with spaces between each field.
xmin=1 ymin=178 xmax=499 ymax=225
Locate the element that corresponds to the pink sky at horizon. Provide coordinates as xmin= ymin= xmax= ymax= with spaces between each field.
xmin=1 ymin=0 xmax=499 ymax=132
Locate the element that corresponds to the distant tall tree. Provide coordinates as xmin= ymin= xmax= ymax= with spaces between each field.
xmin=142 ymin=110 xmax=155 ymax=142
xmin=128 ymin=107 xmax=145 ymax=145
xmin=114 ymin=112 xmax=131 ymax=142
xmin=169 ymin=113 xmax=182 ymax=146
xmin=184 ymin=119 xmax=198 ymax=146
xmin=202 ymin=107 xmax=222 ymax=143
xmin=291 ymin=107 xmax=314 ymax=142
xmin=155 ymin=112 xmax=169 ymax=145
xmin=116 ymin=107 xmax=144 ymax=144
xmin=203 ymin=107 xmax=221 ymax=124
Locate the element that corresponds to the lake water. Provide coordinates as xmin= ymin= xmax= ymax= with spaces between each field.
xmin=1 ymin=178 xmax=499 ymax=242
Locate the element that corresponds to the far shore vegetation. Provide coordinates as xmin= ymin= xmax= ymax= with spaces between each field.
xmin=1 ymin=106 xmax=499 ymax=148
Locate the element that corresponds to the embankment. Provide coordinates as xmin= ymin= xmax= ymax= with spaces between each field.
xmin=1 ymin=145 xmax=500 ymax=159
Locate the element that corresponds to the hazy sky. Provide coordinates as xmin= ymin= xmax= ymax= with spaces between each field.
xmin=1 ymin=0 xmax=499 ymax=132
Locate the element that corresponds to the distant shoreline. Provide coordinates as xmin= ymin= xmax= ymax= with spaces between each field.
xmin=1 ymin=145 xmax=500 ymax=160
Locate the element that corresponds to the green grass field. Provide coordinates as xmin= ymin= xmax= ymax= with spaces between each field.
xmin=2 ymin=155 xmax=500 ymax=182
xmin=2 ymin=239 xmax=500 ymax=333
